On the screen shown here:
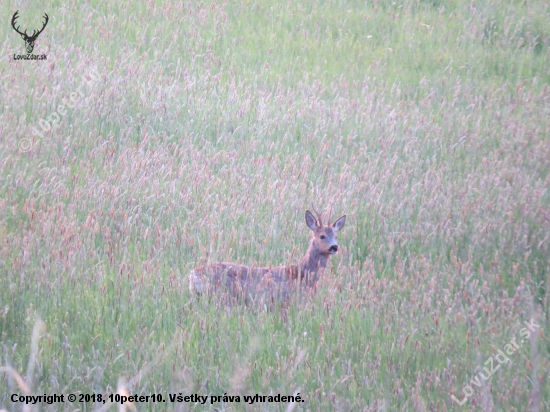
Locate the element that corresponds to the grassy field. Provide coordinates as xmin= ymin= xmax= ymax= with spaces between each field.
xmin=1 ymin=0 xmax=549 ymax=410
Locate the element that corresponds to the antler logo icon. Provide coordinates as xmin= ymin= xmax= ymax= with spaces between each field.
xmin=11 ymin=11 xmax=49 ymax=54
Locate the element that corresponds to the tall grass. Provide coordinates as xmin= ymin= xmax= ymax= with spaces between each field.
xmin=1 ymin=0 xmax=549 ymax=410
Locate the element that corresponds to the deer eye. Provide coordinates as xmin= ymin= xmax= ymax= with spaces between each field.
xmin=320 ymin=235 xmax=326 ymax=239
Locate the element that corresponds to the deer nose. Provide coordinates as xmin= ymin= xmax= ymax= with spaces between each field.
xmin=329 ymin=245 xmax=338 ymax=253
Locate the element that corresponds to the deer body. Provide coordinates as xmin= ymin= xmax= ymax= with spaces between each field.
xmin=189 ymin=210 xmax=346 ymax=304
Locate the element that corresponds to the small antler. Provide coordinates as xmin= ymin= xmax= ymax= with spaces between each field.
xmin=310 ymin=203 xmax=323 ymax=227
xmin=327 ymin=204 xmax=333 ymax=226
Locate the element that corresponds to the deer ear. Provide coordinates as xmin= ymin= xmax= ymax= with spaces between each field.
xmin=332 ymin=215 xmax=346 ymax=232
xmin=305 ymin=210 xmax=318 ymax=231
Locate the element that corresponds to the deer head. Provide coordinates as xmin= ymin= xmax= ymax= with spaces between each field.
xmin=305 ymin=209 xmax=346 ymax=256
xmin=12 ymin=11 xmax=49 ymax=54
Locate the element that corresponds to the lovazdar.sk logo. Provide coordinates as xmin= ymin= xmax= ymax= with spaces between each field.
xmin=11 ymin=10 xmax=48 ymax=60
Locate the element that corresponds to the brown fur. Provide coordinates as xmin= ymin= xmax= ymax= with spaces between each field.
xmin=188 ymin=210 xmax=346 ymax=304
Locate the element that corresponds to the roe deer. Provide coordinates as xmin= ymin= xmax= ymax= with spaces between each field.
xmin=188 ymin=209 xmax=346 ymax=304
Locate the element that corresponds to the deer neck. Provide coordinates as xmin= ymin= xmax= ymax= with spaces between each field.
xmin=298 ymin=239 xmax=330 ymax=287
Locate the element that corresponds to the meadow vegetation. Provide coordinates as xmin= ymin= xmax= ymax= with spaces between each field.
xmin=0 ymin=0 xmax=549 ymax=410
